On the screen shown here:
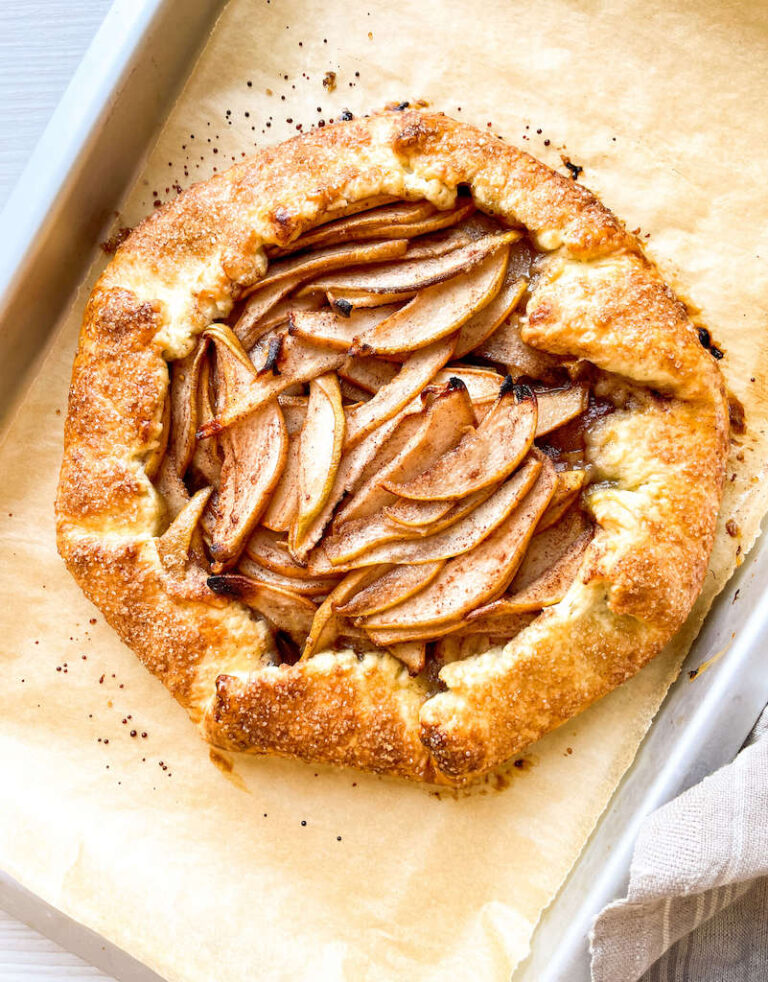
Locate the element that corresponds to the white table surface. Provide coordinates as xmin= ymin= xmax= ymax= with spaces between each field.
xmin=1 ymin=8 xmax=117 ymax=978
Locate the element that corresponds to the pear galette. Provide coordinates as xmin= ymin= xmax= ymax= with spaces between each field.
xmin=56 ymin=110 xmax=729 ymax=783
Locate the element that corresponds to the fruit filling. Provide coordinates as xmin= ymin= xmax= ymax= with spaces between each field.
xmin=153 ymin=195 xmax=606 ymax=676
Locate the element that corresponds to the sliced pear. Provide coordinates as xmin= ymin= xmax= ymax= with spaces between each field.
xmin=276 ymin=394 xmax=308 ymax=433
xmin=335 ymin=560 xmax=444 ymax=618
xmin=234 ymin=290 xmax=324 ymax=351
xmin=293 ymin=373 xmax=346 ymax=550
xmin=402 ymin=214 xmax=504 ymax=260
xmin=246 ymin=527 xmax=320 ymax=580
xmin=156 ymin=486 xmax=212 ymax=581
xmin=343 ymin=335 xmax=456 ymax=449
xmin=300 ymin=231 xmax=521 ymax=297
xmin=383 ymin=481 xmax=498 ymax=533
xmin=511 ymin=506 xmax=592 ymax=590
xmin=537 ymin=469 xmax=587 ymax=531
xmin=453 ymin=274 xmax=527 ymax=358
xmin=207 ymin=574 xmax=316 ymax=644
xmin=290 ymin=401 xmax=423 ymax=564
xmin=339 ymin=379 xmax=373 ymax=403
xmin=536 ymin=385 xmax=589 ymax=436
xmin=456 ymin=610 xmax=538 ymax=637
xmin=470 ymin=524 xmax=593 ymax=619
xmin=289 ymin=305 xmax=402 ymax=351
xmin=254 ymin=237 xmax=409 ymax=292
xmin=237 ymin=556 xmax=340 ymax=597
xmin=365 ymin=622 xmax=463 ymax=646
xmin=190 ymin=352 xmax=222 ymax=485
xmin=167 ymin=338 xmax=208 ymax=476
xmin=359 ymin=458 xmax=556 ymax=631
xmin=476 ymin=313 xmax=562 ymax=379
xmin=338 ymin=355 xmax=399 ymax=393
xmin=326 ymin=288 xmax=418 ymax=310
xmin=384 ymin=378 xmax=537 ymax=501
xmin=334 ymin=378 xmax=475 ymax=525
xmin=271 ymin=201 xmax=475 ymax=255
xmin=433 ymin=366 xmax=504 ymax=402
xmin=302 ymin=567 xmax=385 ymax=659
xmin=348 ymin=248 xmax=509 ymax=357
xmin=313 ymin=456 xmax=541 ymax=572
xmin=260 ymin=432 xmax=301 ymax=532
xmin=197 ymin=334 xmax=346 ymax=438
xmin=387 ymin=641 xmax=426 ymax=674
xmin=201 ymin=326 xmax=288 ymax=569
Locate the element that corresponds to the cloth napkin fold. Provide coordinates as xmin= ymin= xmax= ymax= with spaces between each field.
xmin=590 ymin=708 xmax=768 ymax=981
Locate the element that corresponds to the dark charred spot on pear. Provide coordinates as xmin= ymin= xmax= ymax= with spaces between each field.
xmin=446 ymin=376 xmax=468 ymax=392
xmin=697 ymin=326 xmax=711 ymax=348
xmin=333 ymin=298 xmax=354 ymax=317
xmin=207 ymin=575 xmax=239 ymax=596
xmin=513 ymin=383 xmax=535 ymax=404
xmin=258 ymin=335 xmax=283 ymax=376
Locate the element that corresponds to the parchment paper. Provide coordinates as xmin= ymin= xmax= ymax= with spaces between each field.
xmin=1 ymin=1 xmax=767 ymax=979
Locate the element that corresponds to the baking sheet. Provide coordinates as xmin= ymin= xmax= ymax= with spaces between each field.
xmin=1 ymin=1 xmax=767 ymax=980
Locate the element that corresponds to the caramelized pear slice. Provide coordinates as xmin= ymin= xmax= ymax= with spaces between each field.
xmin=290 ymin=401 xmax=423 ymax=564
xmin=433 ymin=366 xmax=504 ymax=402
xmin=207 ymin=574 xmax=316 ymax=644
xmin=383 ymin=481 xmax=497 ymax=533
xmin=190 ymin=352 xmax=222 ymax=485
xmin=302 ymin=567 xmax=386 ymax=659
xmin=469 ymin=524 xmax=593 ymax=619
xmin=272 ymin=201 xmax=475 ymax=255
xmin=335 ymin=560 xmax=444 ymax=618
xmin=289 ymin=305 xmax=402 ymax=351
xmin=512 ymin=506 xmax=592 ymax=589
xmin=384 ymin=378 xmax=537 ymax=501
xmin=260 ymin=434 xmax=301 ymax=532
xmin=167 ymin=338 xmax=208 ymax=476
xmin=477 ymin=313 xmax=561 ymax=379
xmin=339 ymin=379 xmax=373 ymax=403
xmin=300 ymin=231 xmax=520 ymax=297
xmin=359 ymin=458 xmax=556 ymax=631
xmin=536 ymin=385 xmax=589 ymax=436
xmin=245 ymin=527 xmax=319 ymax=580
xmin=203 ymin=326 xmax=288 ymax=569
xmin=454 ymin=611 xmax=538 ymax=638
xmin=537 ymin=468 xmax=587 ymax=531
xmin=349 ymin=248 xmax=509 ymax=356
xmin=338 ymin=355 xmax=399 ymax=393
xmin=334 ymin=378 xmax=475 ymax=525
xmin=237 ymin=557 xmax=340 ymax=597
xmin=234 ymin=291 xmax=324 ymax=351
xmin=197 ymin=333 xmax=345 ymax=437
xmin=326 ymin=289 xmax=418 ymax=310
xmin=293 ymin=373 xmax=346 ymax=550
xmin=315 ymin=456 xmax=541 ymax=571
xmin=343 ymin=335 xmax=456 ymax=449
xmin=255 ymin=238 xmax=409 ymax=292
xmin=401 ymin=214 xmax=503 ymax=259
xmin=156 ymin=486 xmax=212 ymax=578
xmin=386 ymin=641 xmax=426 ymax=674
xmin=454 ymin=274 xmax=527 ymax=358
xmin=365 ymin=622 xmax=463 ymax=646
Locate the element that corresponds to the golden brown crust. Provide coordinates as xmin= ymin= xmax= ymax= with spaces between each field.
xmin=56 ymin=110 xmax=729 ymax=783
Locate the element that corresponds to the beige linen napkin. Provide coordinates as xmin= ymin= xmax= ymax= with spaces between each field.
xmin=590 ymin=708 xmax=768 ymax=981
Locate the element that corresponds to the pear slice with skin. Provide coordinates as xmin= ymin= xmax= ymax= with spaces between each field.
xmin=536 ymin=385 xmax=589 ymax=436
xmin=260 ymin=394 xmax=310 ymax=533
xmin=190 ymin=352 xmax=222 ymax=486
xmin=433 ymin=366 xmax=504 ymax=402
xmin=289 ymin=305 xmax=402 ymax=351
xmin=290 ymin=398 xmax=424 ymax=564
xmin=246 ymin=528 xmax=321 ymax=580
xmin=343 ymin=334 xmax=456 ymax=449
xmin=167 ymin=337 xmax=209 ymax=477
xmin=400 ymin=214 xmax=504 ymax=260
xmin=536 ymin=468 xmax=587 ymax=531
xmin=477 ymin=313 xmax=562 ymax=379
xmin=340 ymin=379 xmax=372 ymax=403
xmin=348 ymin=248 xmax=510 ymax=357
xmin=237 ymin=557 xmax=340 ymax=597
xmin=387 ymin=641 xmax=427 ymax=674
xmin=156 ymin=486 xmax=214 ymax=599
xmin=469 ymin=523 xmax=594 ymax=620
xmin=234 ymin=291 xmax=324 ymax=351
xmin=453 ymin=274 xmax=527 ymax=358
xmin=292 ymin=372 xmax=346 ymax=552
xmin=511 ymin=506 xmax=592 ymax=590
xmin=312 ymin=455 xmax=541 ymax=573
xmin=384 ymin=378 xmax=537 ymax=501
xmin=202 ymin=326 xmax=288 ymax=570
xmin=197 ymin=333 xmax=346 ymax=438
xmin=383 ymin=480 xmax=498 ymax=534
xmin=452 ymin=611 xmax=538 ymax=638
xmin=334 ymin=378 xmax=475 ymax=525
xmin=326 ymin=289 xmax=418 ymax=310
xmin=335 ymin=560 xmax=445 ymax=618
xmin=207 ymin=574 xmax=317 ymax=645
xmin=365 ymin=621 xmax=464 ymax=646
xmin=300 ymin=230 xmax=521 ymax=297
xmin=301 ymin=566 xmax=387 ymax=659
xmin=338 ymin=355 xmax=399 ymax=393
xmin=270 ymin=201 xmax=475 ymax=256
xmin=359 ymin=457 xmax=556 ymax=632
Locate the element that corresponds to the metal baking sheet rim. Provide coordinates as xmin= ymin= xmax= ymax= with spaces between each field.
xmin=0 ymin=2 xmax=766 ymax=979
